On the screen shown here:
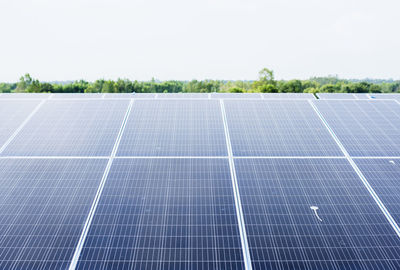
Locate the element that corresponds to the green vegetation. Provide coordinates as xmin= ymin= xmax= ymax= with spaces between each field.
xmin=1 ymin=69 xmax=399 ymax=94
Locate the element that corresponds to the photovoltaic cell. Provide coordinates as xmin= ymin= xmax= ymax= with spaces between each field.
xmin=2 ymin=100 xmax=129 ymax=156
xmin=317 ymin=93 xmax=360 ymax=100
xmin=314 ymin=100 xmax=400 ymax=156
xmin=370 ymin=94 xmax=400 ymax=100
xmin=262 ymin=93 xmax=315 ymax=99
xmin=224 ymin=100 xmax=343 ymax=156
xmin=117 ymin=100 xmax=227 ymax=156
xmin=103 ymin=93 xmax=135 ymax=99
xmin=156 ymin=93 xmax=209 ymax=99
xmin=0 ymin=158 xmax=108 ymax=270
xmin=211 ymin=93 xmax=261 ymax=99
xmin=0 ymin=93 xmax=51 ymax=99
xmin=235 ymin=158 xmax=400 ymax=270
xmin=0 ymin=100 xmax=40 ymax=149
xmin=76 ymin=158 xmax=244 ymax=270
xmin=52 ymin=93 xmax=104 ymax=99
xmin=355 ymin=158 xmax=400 ymax=226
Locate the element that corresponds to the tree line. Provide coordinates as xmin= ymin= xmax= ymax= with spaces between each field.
xmin=1 ymin=69 xmax=399 ymax=94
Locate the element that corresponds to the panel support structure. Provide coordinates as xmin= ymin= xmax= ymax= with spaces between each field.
xmin=69 ymin=99 xmax=134 ymax=270
xmin=220 ymin=100 xmax=253 ymax=270
xmin=308 ymin=100 xmax=400 ymax=238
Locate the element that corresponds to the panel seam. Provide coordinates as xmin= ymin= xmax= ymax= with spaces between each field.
xmin=219 ymin=99 xmax=253 ymax=270
xmin=68 ymin=99 xmax=134 ymax=270
xmin=308 ymin=99 xmax=400 ymax=238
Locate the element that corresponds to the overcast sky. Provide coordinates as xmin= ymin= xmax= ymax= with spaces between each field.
xmin=0 ymin=0 xmax=399 ymax=82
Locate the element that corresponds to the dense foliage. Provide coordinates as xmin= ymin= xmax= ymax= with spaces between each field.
xmin=1 ymin=70 xmax=399 ymax=94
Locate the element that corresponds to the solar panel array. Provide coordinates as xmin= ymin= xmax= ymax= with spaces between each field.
xmin=0 ymin=92 xmax=400 ymax=270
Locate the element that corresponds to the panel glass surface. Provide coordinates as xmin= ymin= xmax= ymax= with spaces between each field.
xmin=157 ymin=93 xmax=209 ymax=99
xmin=316 ymin=93 xmax=359 ymax=99
xmin=2 ymin=100 xmax=129 ymax=156
xmin=0 ymin=100 xmax=40 ymax=149
xmin=224 ymin=100 xmax=343 ymax=156
xmin=211 ymin=93 xmax=261 ymax=99
xmin=235 ymin=158 xmax=400 ymax=270
xmin=314 ymin=100 xmax=400 ymax=156
xmin=52 ymin=93 xmax=104 ymax=99
xmin=103 ymin=93 xmax=135 ymax=99
xmin=77 ymin=158 xmax=244 ymax=270
xmin=355 ymin=158 xmax=400 ymax=225
xmin=369 ymin=94 xmax=400 ymax=100
xmin=117 ymin=100 xmax=227 ymax=156
xmin=0 ymin=158 xmax=108 ymax=270
xmin=0 ymin=93 xmax=51 ymax=99
xmin=262 ymin=93 xmax=315 ymax=99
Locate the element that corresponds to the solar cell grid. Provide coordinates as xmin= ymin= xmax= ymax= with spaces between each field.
xmin=0 ymin=93 xmax=51 ymax=99
xmin=0 ymin=158 xmax=108 ymax=270
xmin=76 ymin=158 xmax=245 ymax=270
xmin=0 ymin=100 xmax=41 ymax=151
xmin=211 ymin=93 xmax=261 ymax=99
xmin=117 ymin=100 xmax=227 ymax=156
xmin=370 ymin=94 xmax=400 ymax=100
xmin=235 ymin=158 xmax=400 ymax=270
xmin=1 ymin=100 xmax=130 ymax=156
xmin=224 ymin=100 xmax=343 ymax=156
xmin=51 ymin=93 xmax=104 ymax=99
xmin=156 ymin=93 xmax=209 ymax=99
xmin=314 ymin=100 xmax=400 ymax=157
xmin=262 ymin=93 xmax=315 ymax=99
xmin=317 ymin=93 xmax=360 ymax=100
xmin=355 ymin=158 xmax=400 ymax=227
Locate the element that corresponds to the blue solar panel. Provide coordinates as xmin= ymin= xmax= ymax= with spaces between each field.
xmin=76 ymin=158 xmax=244 ymax=270
xmin=224 ymin=100 xmax=343 ymax=156
xmin=314 ymin=100 xmax=400 ymax=156
xmin=317 ymin=93 xmax=367 ymax=100
xmin=157 ymin=93 xmax=209 ymax=99
xmin=262 ymin=93 xmax=315 ymax=99
xmin=369 ymin=94 xmax=400 ymax=100
xmin=52 ymin=93 xmax=104 ymax=99
xmin=2 ymin=100 xmax=129 ymax=156
xmin=235 ymin=158 xmax=400 ymax=270
xmin=0 ymin=158 xmax=108 ymax=269
xmin=0 ymin=93 xmax=51 ymax=99
xmin=103 ymin=93 xmax=135 ymax=99
xmin=117 ymin=100 xmax=227 ymax=156
xmin=211 ymin=93 xmax=261 ymax=99
xmin=0 ymin=100 xmax=41 ymax=150
xmin=355 ymin=158 xmax=400 ymax=226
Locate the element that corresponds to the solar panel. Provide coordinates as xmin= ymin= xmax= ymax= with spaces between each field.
xmin=0 ymin=100 xmax=41 ymax=150
xmin=317 ymin=93 xmax=369 ymax=100
xmin=117 ymin=100 xmax=227 ymax=156
xmin=0 ymin=158 xmax=108 ymax=270
xmin=262 ymin=93 xmax=315 ymax=99
xmin=235 ymin=158 xmax=400 ymax=270
xmin=355 ymin=158 xmax=400 ymax=225
xmin=2 ymin=100 xmax=130 ymax=156
xmin=76 ymin=158 xmax=244 ymax=270
xmin=224 ymin=100 xmax=343 ymax=156
xmin=52 ymin=93 xmax=104 ymax=99
xmin=369 ymin=94 xmax=400 ymax=100
xmin=314 ymin=100 xmax=400 ymax=156
xmin=0 ymin=93 xmax=51 ymax=99
xmin=103 ymin=93 xmax=135 ymax=99
xmin=157 ymin=93 xmax=209 ymax=99
xmin=211 ymin=93 xmax=261 ymax=99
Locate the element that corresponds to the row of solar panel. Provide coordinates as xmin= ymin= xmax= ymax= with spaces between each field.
xmin=1 ymin=157 xmax=400 ymax=269
xmin=1 ymin=92 xmax=399 ymax=100
xmin=1 ymin=99 xmax=400 ymax=157
xmin=0 ymin=93 xmax=314 ymax=99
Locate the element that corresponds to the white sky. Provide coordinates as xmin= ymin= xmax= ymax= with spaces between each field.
xmin=0 ymin=0 xmax=399 ymax=82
